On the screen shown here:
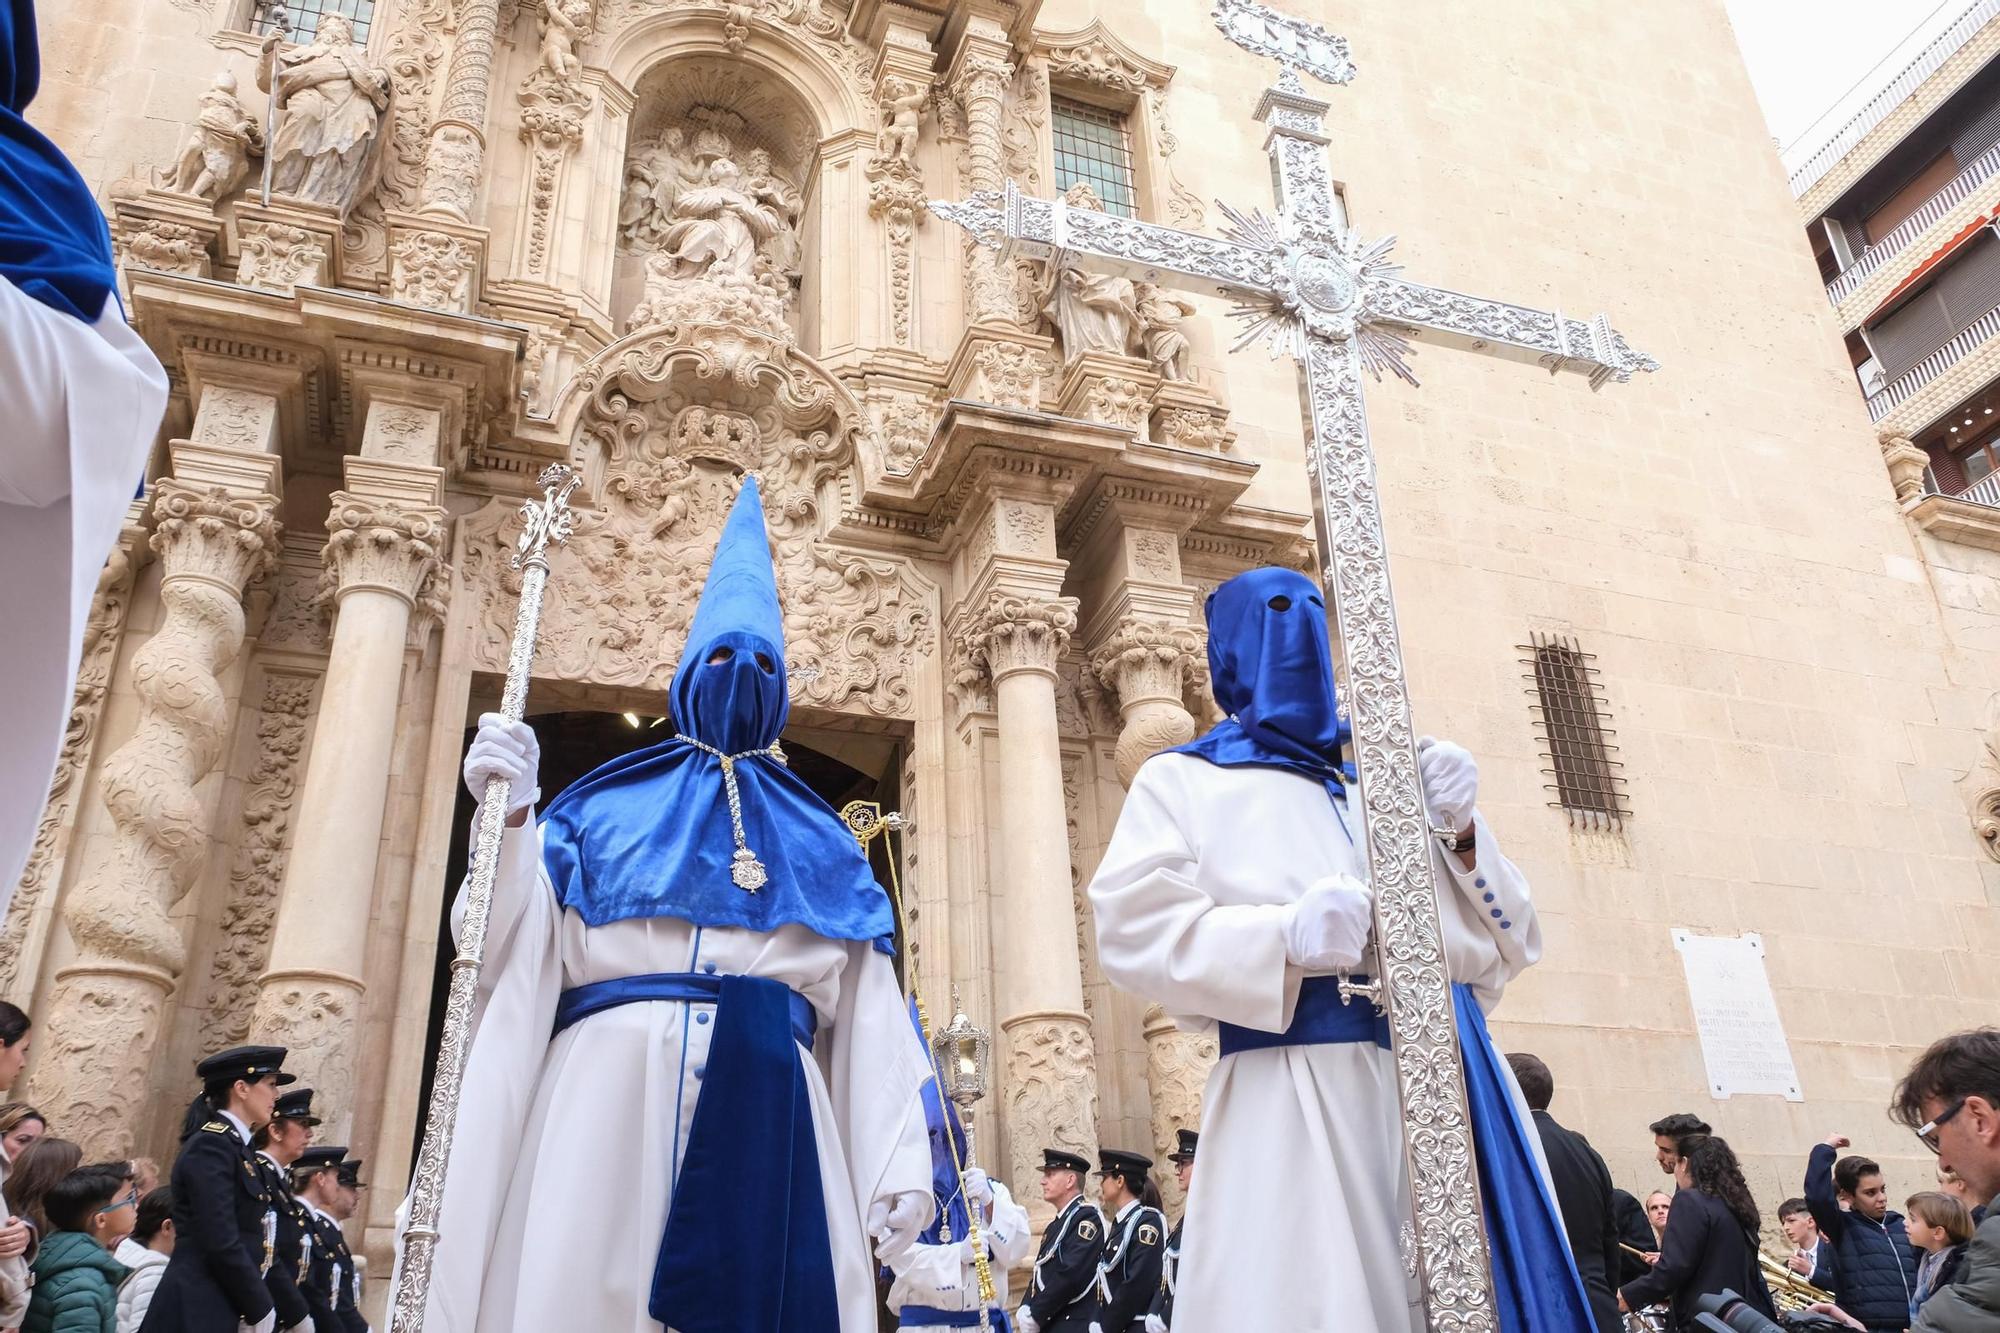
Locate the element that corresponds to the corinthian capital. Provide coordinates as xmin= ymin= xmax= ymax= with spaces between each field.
xmin=961 ymin=591 xmax=1077 ymax=684
xmin=322 ymin=495 xmax=450 ymax=606
xmin=1090 ymin=616 xmax=1202 ymax=785
xmin=952 ymin=52 xmax=1015 ymax=108
xmin=150 ymin=481 xmax=282 ymax=590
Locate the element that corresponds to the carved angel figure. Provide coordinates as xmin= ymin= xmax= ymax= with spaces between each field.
xmin=877 ymin=81 xmax=925 ymax=167
xmin=257 ymin=15 xmax=393 ymax=216
xmin=618 ymin=129 xmax=704 ymax=250
xmin=1136 ymin=283 xmax=1198 ymax=381
xmin=538 ymin=0 xmax=591 ymax=83
xmin=161 ymin=71 xmax=262 ymax=201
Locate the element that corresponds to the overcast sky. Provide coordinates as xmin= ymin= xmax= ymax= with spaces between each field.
xmin=1723 ymin=0 xmax=1967 ymax=169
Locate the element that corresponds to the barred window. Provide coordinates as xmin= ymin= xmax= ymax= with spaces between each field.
xmin=1051 ymin=98 xmax=1137 ymax=218
xmin=1522 ymin=632 xmax=1628 ymax=830
xmin=254 ymin=0 xmax=376 ymax=44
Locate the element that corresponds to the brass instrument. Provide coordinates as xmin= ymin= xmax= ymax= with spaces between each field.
xmin=1760 ymin=1248 xmax=1836 ymax=1313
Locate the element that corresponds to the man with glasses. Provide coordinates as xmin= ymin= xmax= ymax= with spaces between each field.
xmin=1892 ymin=1028 xmax=2000 ymax=1331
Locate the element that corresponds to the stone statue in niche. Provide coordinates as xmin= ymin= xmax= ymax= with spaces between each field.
xmin=1036 ymin=182 xmax=1141 ymax=360
xmin=160 ymin=72 xmax=263 ymax=201
xmin=878 ymin=79 xmax=926 ymax=168
xmin=538 ymin=0 xmax=592 ymax=83
xmin=258 ymin=15 xmax=393 ymax=216
xmin=1136 ymin=283 xmax=1197 ymax=381
xmin=621 ymin=118 xmax=805 ymax=338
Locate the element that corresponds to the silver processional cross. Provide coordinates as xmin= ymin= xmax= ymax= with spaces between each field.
xmin=931 ymin=2 xmax=1657 ymax=1328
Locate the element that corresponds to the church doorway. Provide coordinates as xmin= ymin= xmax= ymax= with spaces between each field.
xmin=408 ymin=707 xmax=906 ymax=1165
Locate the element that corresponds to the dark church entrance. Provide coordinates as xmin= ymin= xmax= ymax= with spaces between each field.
xmin=409 ymin=706 xmax=905 ymax=1168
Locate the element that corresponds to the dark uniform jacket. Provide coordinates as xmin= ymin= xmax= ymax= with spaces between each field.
xmin=1618 ymin=1187 xmax=1777 ymax=1333
xmin=138 ymin=1117 xmax=277 ymax=1333
xmin=297 ymin=1205 xmax=342 ymax=1333
xmin=1024 ymin=1193 xmax=1104 ymax=1333
xmin=1147 ymin=1216 xmax=1183 ymax=1329
xmin=1530 ymin=1108 xmax=1622 ymax=1333
xmin=1094 ymin=1201 xmax=1166 ymax=1333
xmin=255 ymin=1154 xmax=312 ymax=1330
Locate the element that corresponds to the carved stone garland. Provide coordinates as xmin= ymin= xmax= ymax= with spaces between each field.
xmin=35 ymin=483 xmax=279 ymax=1158
xmin=518 ymin=38 xmax=595 ymax=279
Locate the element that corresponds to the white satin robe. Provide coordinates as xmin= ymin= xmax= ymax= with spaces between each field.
xmin=1087 ymin=752 xmax=1546 ymax=1333
xmin=886 ymin=1179 xmax=1034 ymax=1331
xmin=0 ymin=281 xmax=165 ymax=906
xmin=401 ymin=817 xmax=937 ymax=1333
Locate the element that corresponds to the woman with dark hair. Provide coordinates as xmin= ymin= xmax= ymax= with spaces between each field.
xmin=1617 ymin=1135 xmax=1777 ymax=1331
xmin=0 ymin=1002 xmax=29 ymax=1093
xmin=2 ymin=1136 xmax=81 ymax=1244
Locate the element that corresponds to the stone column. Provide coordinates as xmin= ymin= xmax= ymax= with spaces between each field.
xmin=947 ymin=23 xmax=1016 ymax=328
xmin=420 ymin=0 xmax=503 ymax=220
xmin=35 ymin=437 xmax=281 ymax=1158
xmin=1142 ymin=1004 xmax=1217 ymax=1215
xmin=252 ymin=433 xmax=447 ymax=1140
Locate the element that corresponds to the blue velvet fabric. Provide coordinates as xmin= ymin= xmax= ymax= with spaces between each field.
xmin=1217 ymin=974 xmax=1390 ymax=1056
xmin=898 ymin=1308 xmax=1007 ymax=1329
xmin=911 ymin=997 xmax=974 ymax=1248
xmin=538 ymin=478 xmax=895 ymax=953
xmin=551 ymin=971 xmax=817 ymax=1051
xmin=1456 ymin=984 xmax=1595 ymax=1333
xmin=0 ymin=1 xmax=115 ymax=321
xmin=648 ymin=973 xmax=836 ymax=1332
xmin=1166 ymin=567 xmax=1355 ymax=789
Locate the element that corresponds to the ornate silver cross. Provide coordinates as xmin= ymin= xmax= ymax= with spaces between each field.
xmin=931 ymin=4 xmax=1656 ymax=1328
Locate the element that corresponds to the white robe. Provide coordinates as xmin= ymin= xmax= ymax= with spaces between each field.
xmin=0 ymin=281 xmax=166 ymax=907
xmin=1087 ymin=752 xmax=1544 ymax=1333
xmin=404 ymin=817 xmax=937 ymax=1333
xmin=886 ymin=1179 xmax=1034 ymax=1331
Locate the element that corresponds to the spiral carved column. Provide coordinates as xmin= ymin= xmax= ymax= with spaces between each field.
xmin=36 ymin=476 xmax=279 ymax=1158
xmin=949 ymin=43 xmax=1016 ymax=326
xmin=419 ymin=0 xmax=502 ymax=219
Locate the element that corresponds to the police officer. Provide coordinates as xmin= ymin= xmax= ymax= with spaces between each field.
xmin=1017 ymin=1148 xmax=1103 ymax=1333
xmin=1088 ymin=1149 xmax=1165 ymax=1333
xmin=329 ymin=1158 xmax=371 ymax=1333
xmin=291 ymin=1147 xmax=345 ymax=1333
xmin=138 ymin=1045 xmax=295 ymax=1333
xmin=1146 ymin=1130 xmax=1197 ymax=1333
xmin=254 ymin=1087 xmax=319 ymax=1331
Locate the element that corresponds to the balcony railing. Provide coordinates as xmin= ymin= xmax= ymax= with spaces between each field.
xmin=1930 ymin=464 xmax=2000 ymax=508
xmin=1826 ymin=140 xmax=2000 ymax=303
xmin=1791 ymin=0 xmax=2000 ymax=198
xmin=1866 ymin=300 xmax=2000 ymax=420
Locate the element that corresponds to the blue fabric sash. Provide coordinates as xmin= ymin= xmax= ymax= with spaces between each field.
xmin=1217 ymin=974 xmax=1390 ymax=1057
xmin=1455 ymin=984 xmax=1595 ymax=1333
xmin=554 ymin=972 xmax=833 ymax=1332
xmin=897 ymin=1307 xmax=1009 ymax=1329
xmin=552 ymin=971 xmax=817 ymax=1051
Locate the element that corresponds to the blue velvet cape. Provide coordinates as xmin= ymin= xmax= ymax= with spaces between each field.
xmin=538 ymin=478 xmax=895 ymax=952
xmin=1 ymin=1 xmax=115 ymax=320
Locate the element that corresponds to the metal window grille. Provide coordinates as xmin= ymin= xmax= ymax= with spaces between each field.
xmin=254 ymin=0 xmax=375 ymax=44
xmin=1051 ymin=98 xmax=1137 ymax=218
xmin=1521 ymin=632 xmax=1629 ymax=830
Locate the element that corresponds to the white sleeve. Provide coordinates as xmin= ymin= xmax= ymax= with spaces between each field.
xmin=827 ymin=942 xmax=936 ymax=1231
xmin=449 ymin=817 xmax=553 ymax=986
xmin=1437 ymin=811 xmax=1540 ymax=1008
xmin=983 ymin=1181 xmax=1034 ymax=1271
xmin=1087 ymin=759 xmax=1299 ymax=1032
xmin=0 ymin=281 xmax=80 ymax=506
xmin=886 ymin=1240 xmax=971 ymax=1308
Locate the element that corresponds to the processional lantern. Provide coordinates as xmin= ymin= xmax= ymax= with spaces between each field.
xmin=931 ymin=988 xmax=989 ymax=1113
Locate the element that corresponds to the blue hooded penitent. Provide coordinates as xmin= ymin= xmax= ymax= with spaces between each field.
xmin=1 ymin=1 xmax=116 ymax=321
xmin=909 ymin=997 xmax=973 ymax=1248
xmin=538 ymin=476 xmax=895 ymax=952
xmin=1168 ymin=566 xmax=1354 ymax=790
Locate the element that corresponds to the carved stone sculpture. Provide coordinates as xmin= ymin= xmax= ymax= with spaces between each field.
xmin=161 ymin=72 xmax=263 ymax=201
xmin=258 ymin=16 xmax=393 ymax=216
xmin=626 ymin=150 xmax=796 ymax=336
xmin=877 ymin=78 xmax=926 ymax=168
xmin=618 ymin=128 xmax=699 ymax=250
xmin=537 ymin=0 xmax=592 ymax=82
xmin=1038 ymin=186 xmax=1140 ymax=361
xmin=1136 ymin=283 xmax=1198 ymax=381
xmin=1880 ymin=430 xmax=1931 ymax=506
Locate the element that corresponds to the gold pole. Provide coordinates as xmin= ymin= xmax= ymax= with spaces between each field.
xmin=390 ymin=464 xmax=580 ymax=1333
xmin=841 ymin=801 xmax=999 ymax=1312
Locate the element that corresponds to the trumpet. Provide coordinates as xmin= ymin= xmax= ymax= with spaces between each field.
xmin=1759 ymin=1248 xmax=1836 ymax=1313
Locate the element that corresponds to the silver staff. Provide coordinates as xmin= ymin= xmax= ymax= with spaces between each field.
xmin=390 ymin=463 xmax=581 ymax=1333
xmin=256 ymin=2 xmax=290 ymax=208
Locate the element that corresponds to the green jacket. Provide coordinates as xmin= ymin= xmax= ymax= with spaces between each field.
xmin=1916 ymin=1198 xmax=2000 ymax=1333
xmin=24 ymin=1231 xmax=129 ymax=1333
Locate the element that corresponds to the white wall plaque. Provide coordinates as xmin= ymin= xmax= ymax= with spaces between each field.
xmin=1671 ymin=929 xmax=1804 ymax=1102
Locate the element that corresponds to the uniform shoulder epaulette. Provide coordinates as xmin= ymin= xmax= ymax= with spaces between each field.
xmin=202 ymin=1119 xmax=229 ymax=1133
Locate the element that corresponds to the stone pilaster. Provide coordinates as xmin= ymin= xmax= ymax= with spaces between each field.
xmin=419 ymin=0 xmax=502 ymax=220
xmin=865 ymin=11 xmax=938 ymax=352
xmin=252 ymin=455 xmax=447 ymax=1139
xmin=1056 ymin=351 xmax=1158 ymax=438
xmin=35 ymin=445 xmax=281 ymax=1158
xmin=110 ymin=187 xmax=223 ymax=279
xmin=387 ymin=213 xmax=487 ymax=315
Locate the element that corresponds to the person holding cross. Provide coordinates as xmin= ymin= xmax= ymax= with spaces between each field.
xmin=1087 ymin=567 xmax=1589 ymax=1333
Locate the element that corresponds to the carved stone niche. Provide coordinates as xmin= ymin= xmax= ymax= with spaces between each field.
xmin=456 ymin=321 xmax=934 ymax=718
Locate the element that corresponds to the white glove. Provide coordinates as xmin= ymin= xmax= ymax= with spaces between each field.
xmin=462 ymin=713 xmax=540 ymax=816
xmin=963 ymin=1166 xmax=992 ymax=1207
xmin=1417 ymin=736 xmax=1477 ymax=836
xmin=1090 ymin=1324 xmax=1104 ymax=1333
xmin=240 ymin=1313 xmax=277 ymax=1333
xmin=1146 ymin=1316 xmax=1168 ymax=1333
xmin=867 ymin=1190 xmax=929 ymax=1260
xmin=1283 ymin=872 xmax=1373 ymax=972
xmin=1016 ymin=1311 xmax=1041 ymax=1333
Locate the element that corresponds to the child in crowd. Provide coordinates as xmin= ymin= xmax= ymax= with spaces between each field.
xmin=23 ymin=1162 xmax=135 ymax=1333
xmin=1904 ymin=1190 xmax=1975 ymax=1315
xmin=111 ymin=1188 xmax=172 ymax=1333
xmin=1805 ymin=1135 xmax=1919 ymax=1332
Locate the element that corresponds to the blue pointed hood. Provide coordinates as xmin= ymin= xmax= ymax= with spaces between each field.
xmin=1166 ymin=567 xmax=1355 ymax=788
xmin=539 ymin=478 xmax=895 ymax=950
xmin=1 ymin=1 xmax=116 ymax=322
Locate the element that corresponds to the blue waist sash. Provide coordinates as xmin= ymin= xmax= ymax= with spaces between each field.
xmin=553 ymin=971 xmax=818 ymax=1050
xmin=1217 ymin=974 xmax=1391 ymax=1057
xmin=898 ymin=1306 xmax=1008 ymax=1329
xmin=554 ymin=971 xmax=832 ymax=1333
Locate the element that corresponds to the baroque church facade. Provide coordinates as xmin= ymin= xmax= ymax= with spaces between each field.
xmin=13 ymin=0 xmax=2000 ymax=1314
